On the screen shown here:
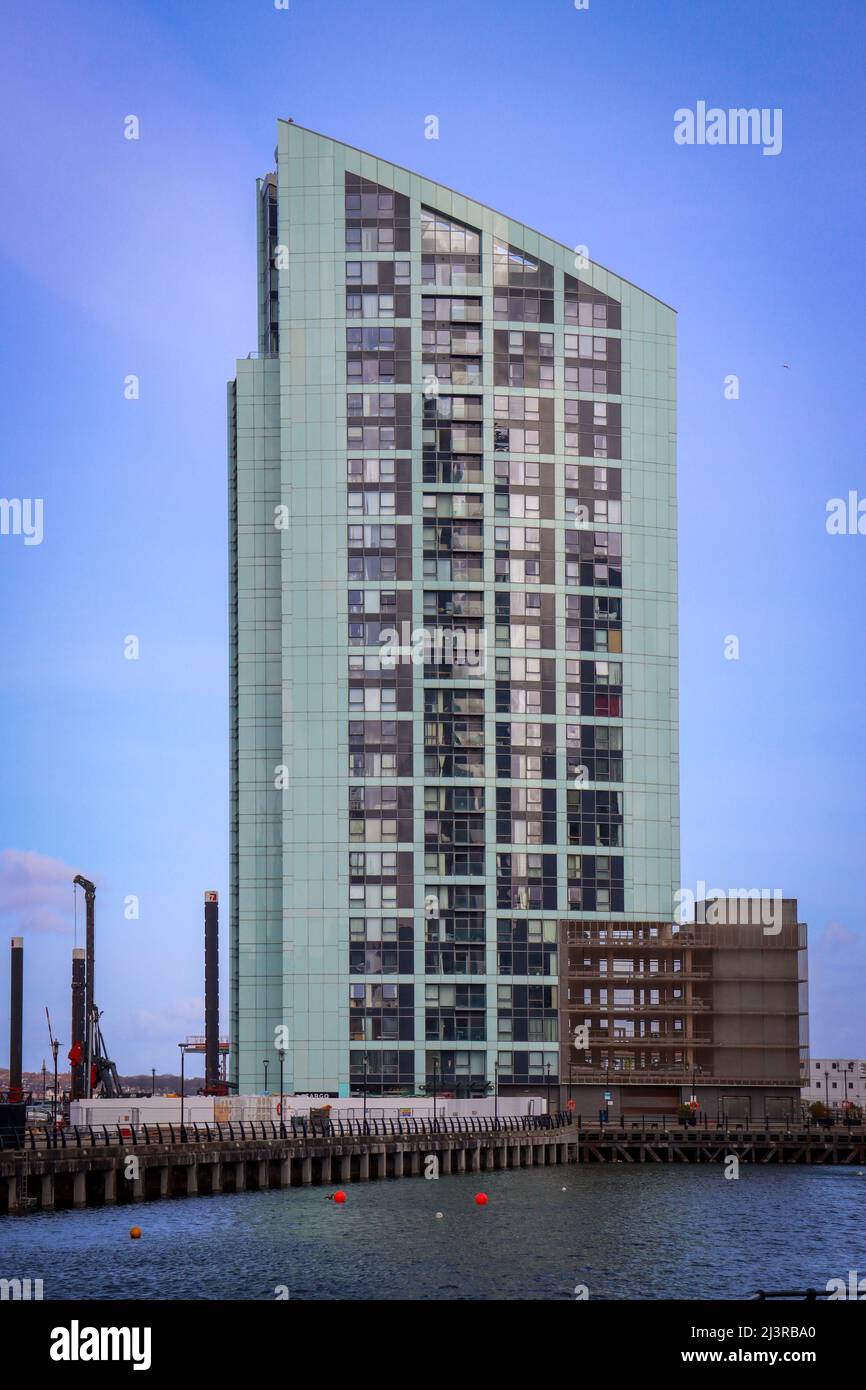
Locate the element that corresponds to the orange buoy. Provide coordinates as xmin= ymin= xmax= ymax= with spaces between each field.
xmin=332 ymin=1190 xmax=347 ymax=1204
xmin=474 ymin=1193 xmax=488 ymax=1206
xmin=129 ymin=1226 xmax=142 ymax=1239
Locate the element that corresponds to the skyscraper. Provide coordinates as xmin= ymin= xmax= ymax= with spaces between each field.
xmin=228 ymin=122 xmax=679 ymax=1099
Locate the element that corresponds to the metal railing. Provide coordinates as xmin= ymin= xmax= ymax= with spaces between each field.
xmin=1 ymin=1111 xmax=572 ymax=1153
xmin=567 ymin=1110 xmax=865 ymax=1134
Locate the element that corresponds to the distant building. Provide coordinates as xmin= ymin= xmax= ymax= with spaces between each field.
xmin=802 ymin=1058 xmax=866 ymax=1110
xmin=562 ymin=898 xmax=808 ymax=1121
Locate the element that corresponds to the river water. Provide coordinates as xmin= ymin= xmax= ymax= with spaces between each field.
xmin=1 ymin=1165 xmax=864 ymax=1300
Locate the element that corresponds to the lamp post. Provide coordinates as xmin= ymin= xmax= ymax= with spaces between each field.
xmin=178 ymin=1044 xmax=185 ymax=1137
xmin=51 ymin=1037 xmax=59 ymax=1144
xmin=362 ymin=1056 xmax=368 ymax=1129
xmin=545 ymin=1061 xmax=551 ymax=1117
xmin=824 ymin=1069 xmax=830 ymax=1111
xmin=42 ymin=1059 xmax=47 ymax=1103
xmin=432 ymin=1056 xmax=439 ymax=1123
xmin=263 ymin=1058 xmax=269 ymax=1095
xmin=277 ymin=1047 xmax=285 ymax=1138
xmin=151 ymin=1068 xmax=156 ymax=1097
xmin=494 ymin=1058 xmax=499 ymax=1120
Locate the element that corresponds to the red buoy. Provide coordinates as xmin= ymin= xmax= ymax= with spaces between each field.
xmin=333 ymin=1190 xmax=347 ymax=1204
xmin=474 ymin=1192 xmax=488 ymax=1206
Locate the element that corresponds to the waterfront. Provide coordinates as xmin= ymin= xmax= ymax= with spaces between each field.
xmin=1 ymin=1165 xmax=863 ymax=1300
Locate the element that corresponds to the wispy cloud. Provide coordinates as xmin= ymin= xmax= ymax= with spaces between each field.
xmin=0 ymin=849 xmax=81 ymax=935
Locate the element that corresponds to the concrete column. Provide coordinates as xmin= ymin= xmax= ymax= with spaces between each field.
xmin=186 ymin=1165 xmax=198 ymax=1196
xmin=470 ymin=1147 xmax=481 ymax=1172
xmin=257 ymin=1160 xmax=268 ymax=1190
xmin=410 ymin=1149 xmax=422 ymax=1176
xmin=440 ymin=1147 xmax=451 ymax=1174
xmin=235 ymin=1161 xmax=246 ymax=1192
xmin=358 ymin=1152 xmax=369 ymax=1181
xmin=526 ymin=1144 xmax=534 ymax=1167
xmin=320 ymin=1153 xmax=332 ymax=1184
xmin=41 ymin=1174 xmax=55 ymax=1210
xmin=393 ymin=1149 xmax=404 ymax=1178
xmin=483 ymin=1148 xmax=494 ymax=1170
xmin=278 ymin=1158 xmax=290 ymax=1189
xmin=6 ymin=1176 xmax=18 ymax=1212
xmin=73 ymin=1171 xmax=86 ymax=1208
xmin=103 ymin=1169 xmax=117 ymax=1205
xmin=456 ymin=1147 xmax=466 ymax=1173
xmin=340 ymin=1155 xmax=351 ymax=1182
xmin=132 ymin=1171 xmax=144 ymax=1201
xmin=301 ymin=1156 xmax=312 ymax=1186
xmin=158 ymin=1167 xmax=169 ymax=1198
xmin=212 ymin=1162 xmax=223 ymax=1193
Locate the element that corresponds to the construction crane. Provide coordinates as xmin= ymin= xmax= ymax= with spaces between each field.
xmin=89 ymin=1009 xmax=122 ymax=1097
xmin=71 ymin=874 xmax=123 ymax=1100
xmin=45 ymin=1007 xmax=61 ymax=1129
xmin=72 ymin=874 xmax=96 ymax=1097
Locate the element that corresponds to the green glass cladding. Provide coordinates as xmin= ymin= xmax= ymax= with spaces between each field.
xmin=228 ymin=123 xmax=678 ymax=1098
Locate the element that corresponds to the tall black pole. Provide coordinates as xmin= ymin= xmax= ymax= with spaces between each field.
xmin=9 ymin=937 xmax=23 ymax=1102
xmin=73 ymin=876 xmax=96 ymax=1099
xmin=278 ymin=1048 xmax=285 ymax=1137
xmin=179 ymin=1045 xmax=185 ymax=1136
xmin=494 ymin=1059 xmax=498 ymax=1119
xmin=263 ymin=1059 xmax=269 ymax=1094
xmin=51 ymin=1039 xmax=59 ymax=1141
xmin=362 ymin=1057 xmax=368 ymax=1128
xmin=204 ymin=891 xmax=219 ymax=1091
xmin=70 ymin=948 xmax=85 ymax=1101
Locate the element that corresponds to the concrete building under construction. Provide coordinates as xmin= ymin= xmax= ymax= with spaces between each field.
xmin=561 ymin=898 xmax=808 ymax=1121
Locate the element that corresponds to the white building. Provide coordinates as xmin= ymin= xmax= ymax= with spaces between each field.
xmin=801 ymin=1058 xmax=866 ymax=1110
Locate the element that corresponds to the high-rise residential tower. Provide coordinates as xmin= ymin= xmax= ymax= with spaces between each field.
xmin=228 ymin=122 xmax=679 ymax=1098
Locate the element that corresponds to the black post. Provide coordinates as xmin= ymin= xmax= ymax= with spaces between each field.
xmin=52 ymin=1039 xmax=59 ymax=1143
xmin=263 ymin=1059 xmax=269 ymax=1094
xmin=151 ymin=1068 xmax=156 ymax=1097
xmin=73 ymin=876 xmax=96 ymax=1100
xmin=9 ymin=937 xmax=23 ymax=1102
xmin=494 ymin=1058 xmax=499 ymax=1120
xmin=278 ymin=1048 xmax=285 ymax=1137
xmin=204 ymin=891 xmax=219 ymax=1092
xmin=70 ymin=948 xmax=86 ymax=1101
xmin=362 ymin=1057 xmax=368 ymax=1128
xmin=179 ymin=1044 xmax=185 ymax=1138
xmin=546 ymin=1061 xmax=551 ymax=1116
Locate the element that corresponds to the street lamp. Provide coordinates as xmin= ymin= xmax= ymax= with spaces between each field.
xmin=362 ymin=1056 xmax=368 ymax=1129
xmin=151 ymin=1067 xmax=156 ymax=1097
xmin=51 ymin=1036 xmax=59 ymax=1145
xmin=545 ymin=1061 xmax=551 ymax=1117
xmin=178 ymin=1044 xmax=187 ymax=1138
xmin=494 ymin=1058 xmax=499 ymax=1120
xmin=262 ymin=1058 xmax=269 ymax=1095
xmin=277 ymin=1047 xmax=285 ymax=1138
xmin=824 ymin=1069 xmax=830 ymax=1111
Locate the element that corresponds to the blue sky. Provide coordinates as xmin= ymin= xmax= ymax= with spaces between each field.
xmin=1 ymin=0 xmax=864 ymax=1073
